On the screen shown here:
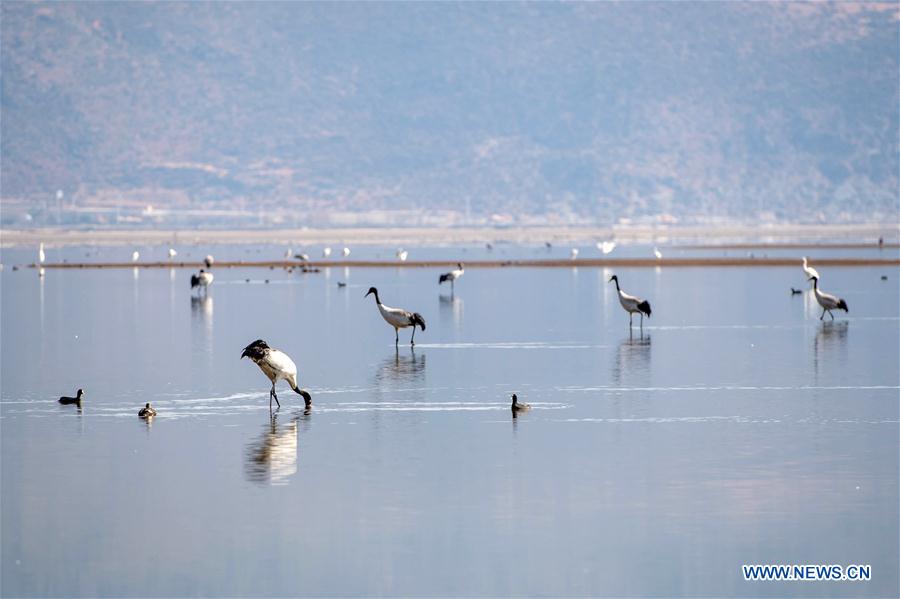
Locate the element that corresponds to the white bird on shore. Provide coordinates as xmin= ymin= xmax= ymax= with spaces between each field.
xmin=802 ymin=256 xmax=819 ymax=281
xmin=191 ymin=269 xmax=214 ymax=294
xmin=132 ymin=250 xmax=140 ymax=262
xmin=609 ymin=274 xmax=652 ymax=328
xmin=809 ymin=276 xmax=848 ymax=320
xmin=285 ymin=247 xmax=293 ymax=259
xmin=598 ymin=241 xmax=617 ymax=254
xmin=365 ymin=287 xmax=426 ymax=346
xmin=397 ymin=249 xmax=408 ymax=262
xmin=241 ymin=339 xmax=312 ymax=410
xmin=322 ymin=247 xmax=332 ymax=258
xmin=168 ymin=248 xmax=178 ymax=259
xmin=38 ymin=243 xmax=45 ymax=264
xmin=204 ymin=255 xmax=215 ymax=268
xmin=342 ymin=247 xmax=351 ymax=257
xmin=653 ymin=247 xmax=662 ymax=260
xmin=570 ymin=248 xmax=579 ymax=260
xmin=439 ymin=263 xmax=464 ymax=292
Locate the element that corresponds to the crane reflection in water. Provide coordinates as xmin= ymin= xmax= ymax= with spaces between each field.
xmin=244 ymin=411 xmax=311 ymax=486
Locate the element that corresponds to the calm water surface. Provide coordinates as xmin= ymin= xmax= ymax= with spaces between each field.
xmin=1 ymin=244 xmax=898 ymax=597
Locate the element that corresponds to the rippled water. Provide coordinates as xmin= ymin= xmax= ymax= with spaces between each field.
xmin=1 ymin=244 xmax=898 ymax=597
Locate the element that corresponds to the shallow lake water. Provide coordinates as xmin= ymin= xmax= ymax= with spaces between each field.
xmin=1 ymin=244 xmax=898 ymax=597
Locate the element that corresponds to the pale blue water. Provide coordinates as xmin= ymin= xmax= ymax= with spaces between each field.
xmin=1 ymin=244 xmax=898 ymax=597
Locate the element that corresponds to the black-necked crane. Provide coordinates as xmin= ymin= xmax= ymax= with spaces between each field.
xmin=59 ymin=388 xmax=83 ymax=406
xmin=241 ymin=339 xmax=313 ymax=410
xmin=439 ymin=263 xmax=464 ymax=292
xmin=138 ymin=403 xmax=157 ymax=418
xmin=609 ymin=274 xmax=652 ymax=328
xmin=511 ymin=393 xmax=530 ymax=413
xmin=191 ymin=269 xmax=214 ymax=295
xmin=204 ymin=255 xmax=215 ymax=268
xmin=365 ymin=287 xmax=426 ymax=346
xmin=802 ymin=256 xmax=819 ymax=281
xmin=809 ymin=276 xmax=848 ymax=320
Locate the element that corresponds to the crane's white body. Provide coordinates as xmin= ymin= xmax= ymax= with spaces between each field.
xmin=132 ymin=250 xmax=140 ymax=262
xmin=204 ymin=255 xmax=215 ymax=268
xmin=598 ymin=241 xmax=616 ymax=254
xmin=168 ymin=248 xmax=178 ymax=259
xmin=342 ymin=247 xmax=351 ymax=257
xmin=570 ymin=248 xmax=579 ymax=260
xmin=192 ymin=270 xmax=214 ymax=294
xmin=653 ymin=247 xmax=662 ymax=259
xmin=38 ymin=243 xmax=45 ymax=264
xmin=802 ymin=257 xmax=819 ymax=281
xmin=397 ymin=249 xmax=408 ymax=262
xmin=322 ymin=247 xmax=332 ymax=258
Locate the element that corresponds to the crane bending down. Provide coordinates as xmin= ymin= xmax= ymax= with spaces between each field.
xmin=802 ymin=257 xmax=819 ymax=282
xmin=241 ymin=339 xmax=312 ymax=410
xmin=439 ymin=263 xmax=464 ymax=291
xmin=365 ymin=287 xmax=426 ymax=346
xmin=609 ymin=274 xmax=652 ymax=328
xmin=809 ymin=276 xmax=848 ymax=320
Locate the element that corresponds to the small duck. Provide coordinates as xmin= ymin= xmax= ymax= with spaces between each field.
xmin=511 ymin=393 xmax=530 ymax=412
xmin=138 ymin=403 xmax=157 ymax=418
xmin=790 ymin=287 xmax=803 ymax=295
xmin=59 ymin=389 xmax=84 ymax=406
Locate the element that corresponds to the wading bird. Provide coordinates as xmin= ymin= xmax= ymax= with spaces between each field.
xmin=132 ymin=250 xmax=140 ymax=262
xmin=322 ymin=247 xmax=332 ymax=258
xmin=138 ymin=403 xmax=157 ymax=418
xmin=653 ymin=247 xmax=663 ymax=260
xmin=365 ymin=287 xmax=426 ymax=346
xmin=802 ymin=256 xmax=819 ymax=281
xmin=38 ymin=243 xmax=45 ymax=264
xmin=511 ymin=393 xmax=530 ymax=413
xmin=204 ymin=255 xmax=215 ymax=268
xmin=809 ymin=276 xmax=848 ymax=320
xmin=598 ymin=241 xmax=617 ymax=254
xmin=241 ymin=339 xmax=312 ymax=410
xmin=342 ymin=247 xmax=351 ymax=257
xmin=191 ymin=269 xmax=214 ymax=295
xmin=59 ymin=389 xmax=84 ymax=406
xmin=439 ymin=263 xmax=464 ymax=292
xmin=168 ymin=248 xmax=178 ymax=259
xmin=570 ymin=248 xmax=579 ymax=260
xmin=397 ymin=249 xmax=408 ymax=262
xmin=609 ymin=274 xmax=652 ymax=328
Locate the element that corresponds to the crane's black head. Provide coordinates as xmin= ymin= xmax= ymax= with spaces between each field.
xmin=457 ymin=263 xmax=463 ymax=269
xmin=241 ymin=339 xmax=269 ymax=359
xmin=365 ymin=287 xmax=379 ymax=301
xmin=808 ymin=275 xmax=818 ymax=282
xmin=608 ymin=274 xmax=618 ymax=283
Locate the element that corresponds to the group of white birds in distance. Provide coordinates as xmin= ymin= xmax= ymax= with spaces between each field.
xmin=39 ymin=243 xmax=850 ymax=416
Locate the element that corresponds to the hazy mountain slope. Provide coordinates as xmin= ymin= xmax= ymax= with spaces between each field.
xmin=1 ymin=2 xmax=897 ymax=224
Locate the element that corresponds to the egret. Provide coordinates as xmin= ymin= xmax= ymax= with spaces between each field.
xmin=438 ymin=263 xmax=464 ymax=292
xmin=168 ymin=248 xmax=178 ymax=259
xmin=241 ymin=339 xmax=312 ymax=410
xmin=570 ymin=248 xmax=579 ymax=260
xmin=322 ymin=247 xmax=332 ymax=258
xmin=59 ymin=389 xmax=84 ymax=406
xmin=190 ymin=269 xmax=214 ymax=295
xmin=38 ymin=243 xmax=45 ymax=264
xmin=397 ymin=249 xmax=408 ymax=262
xmin=802 ymin=257 xmax=819 ymax=281
xmin=809 ymin=276 xmax=848 ymax=320
xmin=342 ymin=247 xmax=351 ymax=257
xmin=609 ymin=274 xmax=652 ymax=328
xmin=132 ymin=250 xmax=140 ymax=262
xmin=653 ymin=247 xmax=662 ymax=260
xmin=204 ymin=255 xmax=215 ymax=268
xmin=511 ymin=393 xmax=530 ymax=413
xmin=285 ymin=247 xmax=293 ymax=259
xmin=598 ymin=241 xmax=617 ymax=254
xmin=365 ymin=287 xmax=426 ymax=346
xmin=138 ymin=403 xmax=157 ymax=418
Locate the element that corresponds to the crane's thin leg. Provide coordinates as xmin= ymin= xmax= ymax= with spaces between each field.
xmin=411 ymin=326 xmax=416 ymax=346
xmin=829 ymin=310 xmax=834 ymax=321
xmin=271 ymin=382 xmax=280 ymax=409
xmin=640 ymin=313 xmax=644 ymax=329
xmin=629 ymin=313 xmax=633 ymax=328
xmin=820 ymin=308 xmax=825 ymax=320
xmin=395 ymin=328 xmax=399 ymax=346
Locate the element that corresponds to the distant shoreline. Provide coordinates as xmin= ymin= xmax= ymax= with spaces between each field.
xmin=1 ymin=224 xmax=898 ymax=248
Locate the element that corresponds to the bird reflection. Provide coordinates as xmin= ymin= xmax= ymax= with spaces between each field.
xmin=374 ymin=347 xmax=426 ymax=387
xmin=813 ymin=321 xmax=849 ymax=379
xmin=191 ymin=295 xmax=214 ymax=319
xmin=244 ymin=412 xmax=310 ymax=485
xmin=612 ymin=330 xmax=651 ymax=387
xmin=438 ymin=293 xmax=463 ymax=328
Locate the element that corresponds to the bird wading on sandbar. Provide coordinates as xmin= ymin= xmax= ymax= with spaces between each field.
xmin=609 ymin=274 xmax=652 ymax=328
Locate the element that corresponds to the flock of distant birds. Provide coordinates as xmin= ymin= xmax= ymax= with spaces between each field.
xmin=38 ymin=242 xmax=863 ymax=418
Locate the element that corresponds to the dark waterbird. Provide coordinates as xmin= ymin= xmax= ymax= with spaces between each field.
xmin=138 ymin=403 xmax=157 ymax=418
xmin=58 ymin=389 xmax=84 ymax=406
xmin=511 ymin=393 xmax=531 ymax=413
